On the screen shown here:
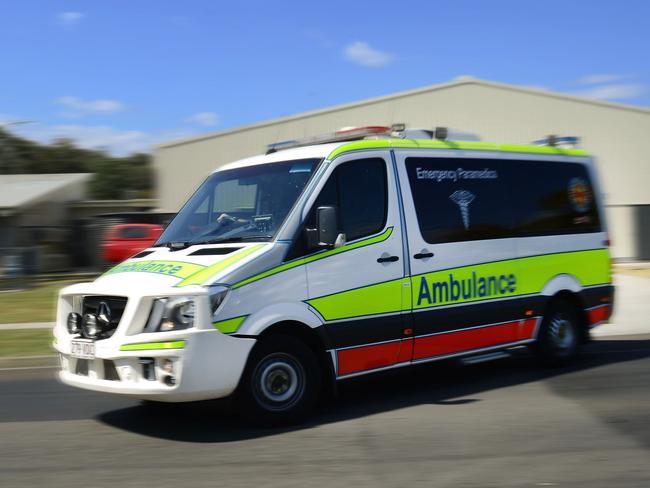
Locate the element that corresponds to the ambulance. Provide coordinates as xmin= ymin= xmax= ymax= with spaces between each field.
xmin=53 ymin=126 xmax=614 ymax=423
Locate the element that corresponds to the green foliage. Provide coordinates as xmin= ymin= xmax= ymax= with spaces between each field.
xmin=0 ymin=128 xmax=154 ymax=199
xmin=0 ymin=279 xmax=78 ymax=323
xmin=0 ymin=329 xmax=54 ymax=357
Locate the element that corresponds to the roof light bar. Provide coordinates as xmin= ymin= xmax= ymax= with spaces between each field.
xmin=532 ymin=135 xmax=580 ymax=148
xmin=266 ymin=126 xmax=392 ymax=154
xmin=334 ymin=126 xmax=391 ymax=137
xmin=266 ymin=124 xmax=484 ymax=154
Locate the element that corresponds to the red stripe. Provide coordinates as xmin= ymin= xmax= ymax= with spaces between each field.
xmin=588 ymin=305 xmax=610 ymax=326
xmin=397 ymin=338 xmax=414 ymax=363
xmin=337 ymin=319 xmax=538 ymax=376
xmin=337 ymin=341 xmax=401 ymax=376
xmin=412 ymin=321 xmax=520 ymax=360
xmin=518 ymin=318 xmax=538 ymax=340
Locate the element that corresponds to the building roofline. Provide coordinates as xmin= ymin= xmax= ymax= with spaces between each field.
xmin=156 ymin=76 xmax=650 ymax=150
xmin=0 ymin=173 xmax=93 ymax=212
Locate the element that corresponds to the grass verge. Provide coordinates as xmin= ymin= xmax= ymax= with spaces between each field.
xmin=0 ymin=279 xmax=80 ymax=323
xmin=0 ymin=329 xmax=55 ymax=358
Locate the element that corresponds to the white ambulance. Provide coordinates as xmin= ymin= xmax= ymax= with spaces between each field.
xmin=53 ymin=126 xmax=614 ymax=423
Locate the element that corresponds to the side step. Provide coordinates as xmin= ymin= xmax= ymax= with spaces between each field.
xmin=461 ymin=351 xmax=511 ymax=365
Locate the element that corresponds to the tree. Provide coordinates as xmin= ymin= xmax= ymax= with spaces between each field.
xmin=0 ymin=129 xmax=154 ymax=199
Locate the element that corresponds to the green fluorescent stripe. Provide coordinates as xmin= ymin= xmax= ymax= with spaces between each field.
xmin=412 ymin=248 xmax=610 ymax=310
xmin=231 ymin=227 xmax=394 ymax=289
xmin=327 ymin=140 xmax=589 ymax=161
xmin=305 ymin=248 xmax=609 ymax=322
xmin=212 ymin=315 xmax=248 ymax=333
xmin=104 ymin=260 xmax=206 ymax=279
xmin=232 ymin=258 xmax=308 ymax=289
xmin=120 ymin=340 xmax=186 ymax=351
xmin=176 ymin=244 xmax=267 ymax=287
xmin=327 ymin=140 xmax=391 ymax=159
xmin=307 ymin=278 xmax=404 ymax=321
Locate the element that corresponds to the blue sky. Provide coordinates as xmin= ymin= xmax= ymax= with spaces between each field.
xmin=1 ymin=0 xmax=648 ymax=155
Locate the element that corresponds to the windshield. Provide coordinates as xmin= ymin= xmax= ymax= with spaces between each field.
xmin=156 ymin=158 xmax=320 ymax=246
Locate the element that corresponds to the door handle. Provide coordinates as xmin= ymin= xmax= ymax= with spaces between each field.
xmin=377 ymin=255 xmax=399 ymax=263
xmin=413 ymin=252 xmax=434 ymax=259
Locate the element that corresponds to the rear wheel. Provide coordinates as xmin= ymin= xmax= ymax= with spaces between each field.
xmin=237 ymin=334 xmax=321 ymax=426
xmin=534 ymin=300 xmax=581 ymax=366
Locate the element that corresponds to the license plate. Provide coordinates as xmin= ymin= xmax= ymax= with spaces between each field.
xmin=71 ymin=340 xmax=95 ymax=359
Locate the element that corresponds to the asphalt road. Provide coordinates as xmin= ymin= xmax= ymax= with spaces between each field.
xmin=1 ymin=334 xmax=649 ymax=488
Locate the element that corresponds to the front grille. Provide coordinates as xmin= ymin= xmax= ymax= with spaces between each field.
xmin=82 ymin=296 xmax=128 ymax=339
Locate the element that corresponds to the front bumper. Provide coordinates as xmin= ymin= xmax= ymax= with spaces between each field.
xmin=56 ymin=329 xmax=255 ymax=402
xmin=53 ymin=280 xmax=256 ymax=402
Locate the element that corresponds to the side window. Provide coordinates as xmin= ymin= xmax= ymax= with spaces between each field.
xmin=405 ymin=157 xmax=513 ymax=244
xmin=509 ymin=161 xmax=601 ymax=236
xmin=310 ymin=158 xmax=388 ymax=242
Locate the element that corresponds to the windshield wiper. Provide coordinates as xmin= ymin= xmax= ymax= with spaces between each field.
xmin=192 ymin=235 xmax=273 ymax=244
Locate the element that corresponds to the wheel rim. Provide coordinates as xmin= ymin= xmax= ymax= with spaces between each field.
xmin=252 ymin=353 xmax=305 ymax=411
xmin=549 ymin=316 xmax=576 ymax=352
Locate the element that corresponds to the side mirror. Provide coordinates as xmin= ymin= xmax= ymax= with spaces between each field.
xmin=305 ymin=206 xmax=346 ymax=249
xmin=316 ymin=206 xmax=338 ymax=247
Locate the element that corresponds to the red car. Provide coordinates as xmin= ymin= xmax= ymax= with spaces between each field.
xmin=102 ymin=223 xmax=163 ymax=264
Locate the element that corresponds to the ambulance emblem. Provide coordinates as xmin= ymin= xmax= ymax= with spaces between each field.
xmin=450 ymin=189 xmax=476 ymax=229
xmin=568 ymin=177 xmax=591 ymax=213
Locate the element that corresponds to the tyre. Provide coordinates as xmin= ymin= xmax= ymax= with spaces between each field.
xmin=534 ymin=300 xmax=581 ymax=367
xmin=236 ymin=334 xmax=321 ymax=426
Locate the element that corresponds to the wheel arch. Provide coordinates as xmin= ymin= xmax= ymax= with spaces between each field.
xmin=539 ymin=276 xmax=590 ymax=342
xmin=236 ymin=302 xmax=323 ymax=336
xmin=540 ymin=273 xmax=582 ymax=296
xmin=246 ymin=318 xmax=336 ymax=399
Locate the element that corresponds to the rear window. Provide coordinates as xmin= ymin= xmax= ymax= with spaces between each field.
xmin=509 ymin=161 xmax=601 ymax=236
xmin=405 ymin=157 xmax=512 ymax=244
xmin=405 ymin=157 xmax=601 ymax=244
xmin=117 ymin=227 xmax=149 ymax=239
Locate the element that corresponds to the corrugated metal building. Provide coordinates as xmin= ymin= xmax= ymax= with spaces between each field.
xmin=154 ymin=77 xmax=650 ymax=260
xmin=0 ymin=173 xmax=91 ymax=273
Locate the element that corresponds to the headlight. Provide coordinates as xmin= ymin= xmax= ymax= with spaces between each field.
xmin=145 ymin=297 xmax=195 ymax=332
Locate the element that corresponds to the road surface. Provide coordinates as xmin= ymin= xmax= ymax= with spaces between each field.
xmin=1 ymin=272 xmax=648 ymax=487
xmin=1 ymin=335 xmax=649 ymax=488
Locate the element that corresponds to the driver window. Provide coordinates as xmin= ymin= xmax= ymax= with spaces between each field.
xmin=290 ymin=157 xmax=387 ymax=259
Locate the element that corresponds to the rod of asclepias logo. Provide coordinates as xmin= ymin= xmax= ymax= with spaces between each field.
xmin=417 ymin=271 xmax=517 ymax=306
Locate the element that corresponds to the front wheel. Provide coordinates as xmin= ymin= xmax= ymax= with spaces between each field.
xmin=236 ymin=334 xmax=321 ymax=426
xmin=533 ymin=300 xmax=581 ymax=366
